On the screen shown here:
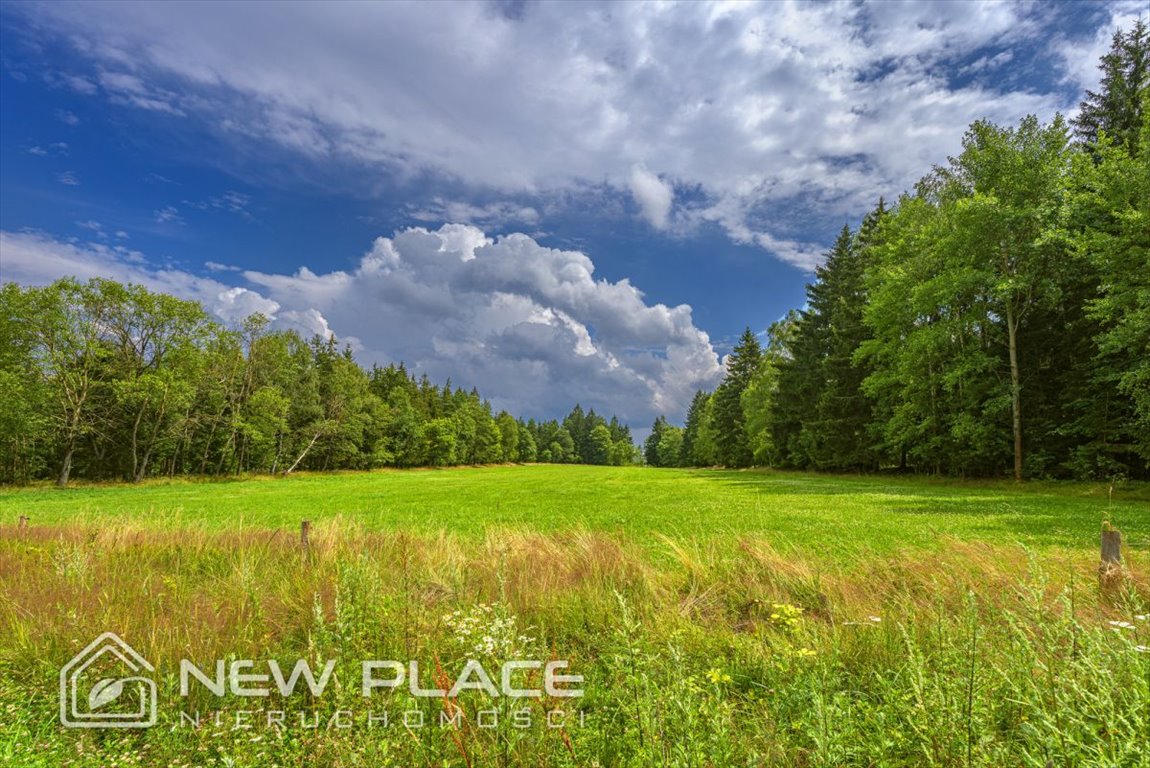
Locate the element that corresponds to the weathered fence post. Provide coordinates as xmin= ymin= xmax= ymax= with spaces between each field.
xmin=1099 ymin=527 xmax=1123 ymax=591
xmin=1101 ymin=528 xmax=1122 ymax=567
xmin=300 ymin=520 xmax=311 ymax=551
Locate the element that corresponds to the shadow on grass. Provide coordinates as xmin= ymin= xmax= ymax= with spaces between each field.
xmin=691 ymin=468 xmax=1150 ymax=549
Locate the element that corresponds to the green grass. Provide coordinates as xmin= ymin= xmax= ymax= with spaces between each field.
xmin=2 ymin=466 xmax=1148 ymax=767
xmin=3 ymin=465 xmax=1148 ymax=554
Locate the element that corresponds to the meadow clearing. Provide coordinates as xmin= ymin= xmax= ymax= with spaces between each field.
xmin=1 ymin=466 xmax=1148 ymax=767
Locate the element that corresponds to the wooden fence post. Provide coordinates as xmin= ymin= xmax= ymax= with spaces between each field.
xmin=301 ymin=520 xmax=311 ymax=551
xmin=1100 ymin=528 xmax=1123 ymax=591
xmin=1101 ymin=528 xmax=1122 ymax=567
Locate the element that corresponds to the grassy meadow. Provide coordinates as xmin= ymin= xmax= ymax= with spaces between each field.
xmin=1 ymin=466 xmax=1149 ymax=766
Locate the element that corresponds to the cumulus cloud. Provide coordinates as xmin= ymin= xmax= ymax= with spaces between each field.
xmin=0 ymin=225 xmax=722 ymax=425
xmin=12 ymin=1 xmax=1099 ymax=269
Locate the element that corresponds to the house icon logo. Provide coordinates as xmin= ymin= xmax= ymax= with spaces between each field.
xmin=59 ymin=632 xmax=157 ymax=729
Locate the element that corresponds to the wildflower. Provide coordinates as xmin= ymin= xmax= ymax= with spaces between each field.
xmin=705 ymin=667 xmax=732 ymax=684
xmin=442 ymin=603 xmax=534 ymax=657
xmin=1108 ymin=620 xmax=1136 ymax=630
xmin=867 ymin=615 xmax=882 ymax=624
xmin=1135 ymin=614 xmax=1148 ymax=622
xmin=768 ymin=603 xmax=804 ymax=630
xmin=1135 ymin=645 xmax=1148 ymax=654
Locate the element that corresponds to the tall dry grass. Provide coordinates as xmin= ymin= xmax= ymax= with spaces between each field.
xmin=1 ymin=521 xmax=1147 ymax=767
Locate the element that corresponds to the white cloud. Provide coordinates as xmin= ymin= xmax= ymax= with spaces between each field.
xmin=75 ymin=220 xmax=107 ymax=239
xmin=56 ymin=171 xmax=80 ymax=186
xmin=408 ymin=198 xmax=540 ymax=229
xmin=185 ymin=190 xmax=252 ymax=217
xmin=0 ymin=225 xmax=722 ymax=425
xmin=0 ymin=230 xmax=266 ymax=321
xmin=1056 ymin=1 xmax=1146 ymax=103
xmin=629 ymin=165 xmax=674 ymax=230
xmin=15 ymin=1 xmax=1098 ymax=269
xmin=153 ymin=205 xmax=183 ymax=224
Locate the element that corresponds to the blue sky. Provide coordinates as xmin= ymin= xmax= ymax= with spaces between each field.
xmin=0 ymin=0 xmax=1142 ymax=427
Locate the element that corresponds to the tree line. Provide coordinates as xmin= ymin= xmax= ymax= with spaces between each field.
xmin=647 ymin=22 xmax=1149 ymax=480
xmin=0 ymin=278 xmax=637 ymax=485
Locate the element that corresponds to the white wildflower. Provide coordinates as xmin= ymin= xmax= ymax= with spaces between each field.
xmin=442 ymin=603 xmax=535 ymax=657
xmin=1109 ymin=620 xmax=1136 ymax=630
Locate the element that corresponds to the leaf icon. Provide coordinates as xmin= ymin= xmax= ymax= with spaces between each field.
xmin=88 ymin=678 xmax=124 ymax=710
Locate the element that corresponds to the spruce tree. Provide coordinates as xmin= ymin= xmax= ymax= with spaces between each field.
xmin=1073 ymin=18 xmax=1149 ymax=154
xmin=711 ymin=328 xmax=762 ymax=467
xmin=644 ymin=415 xmax=669 ymax=466
xmin=679 ymin=390 xmax=709 ymax=467
xmin=802 ymin=207 xmax=884 ymax=471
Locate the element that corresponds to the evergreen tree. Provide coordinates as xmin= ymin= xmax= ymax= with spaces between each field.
xmin=798 ymin=224 xmax=877 ymax=470
xmin=711 ymin=328 xmax=762 ymax=467
xmin=678 ymin=390 xmax=710 ymax=467
xmin=1073 ymin=18 xmax=1149 ymax=154
xmin=644 ymin=415 xmax=670 ymax=466
xmin=1069 ymin=101 xmax=1150 ymax=470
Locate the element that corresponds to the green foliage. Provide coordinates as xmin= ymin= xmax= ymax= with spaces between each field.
xmin=1070 ymin=105 xmax=1150 ymax=466
xmin=711 ymin=26 xmax=1150 ymax=480
xmin=711 ymin=327 xmax=762 ymax=467
xmin=679 ymin=389 xmax=716 ymax=467
xmin=0 ymin=279 xmax=636 ymax=483
xmin=769 ymin=215 xmax=884 ymax=472
xmin=655 ymin=425 xmax=683 ymax=468
xmin=1073 ymin=18 xmax=1149 ymax=154
xmin=742 ymin=313 xmax=795 ymax=466
xmin=587 ymin=423 xmax=614 ymax=465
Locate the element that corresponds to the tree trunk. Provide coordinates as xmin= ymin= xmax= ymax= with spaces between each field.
xmin=134 ymin=452 xmax=151 ymax=483
xmin=130 ymin=406 xmax=146 ymax=482
xmin=284 ymin=432 xmax=322 ymax=475
xmin=1006 ymin=302 xmax=1023 ymax=482
xmin=56 ymin=444 xmax=74 ymax=488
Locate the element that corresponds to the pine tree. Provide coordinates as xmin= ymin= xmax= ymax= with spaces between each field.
xmin=711 ymin=328 xmax=762 ymax=467
xmin=1073 ymin=19 xmax=1149 ymax=154
xmin=644 ymin=415 xmax=669 ymax=466
xmin=679 ymin=390 xmax=709 ymax=467
xmin=801 ymin=208 xmax=883 ymax=471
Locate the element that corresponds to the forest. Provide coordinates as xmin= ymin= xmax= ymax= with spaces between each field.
xmin=648 ymin=21 xmax=1149 ymax=480
xmin=0 ymin=283 xmax=637 ymax=485
xmin=2 ymin=22 xmax=1148 ymax=484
